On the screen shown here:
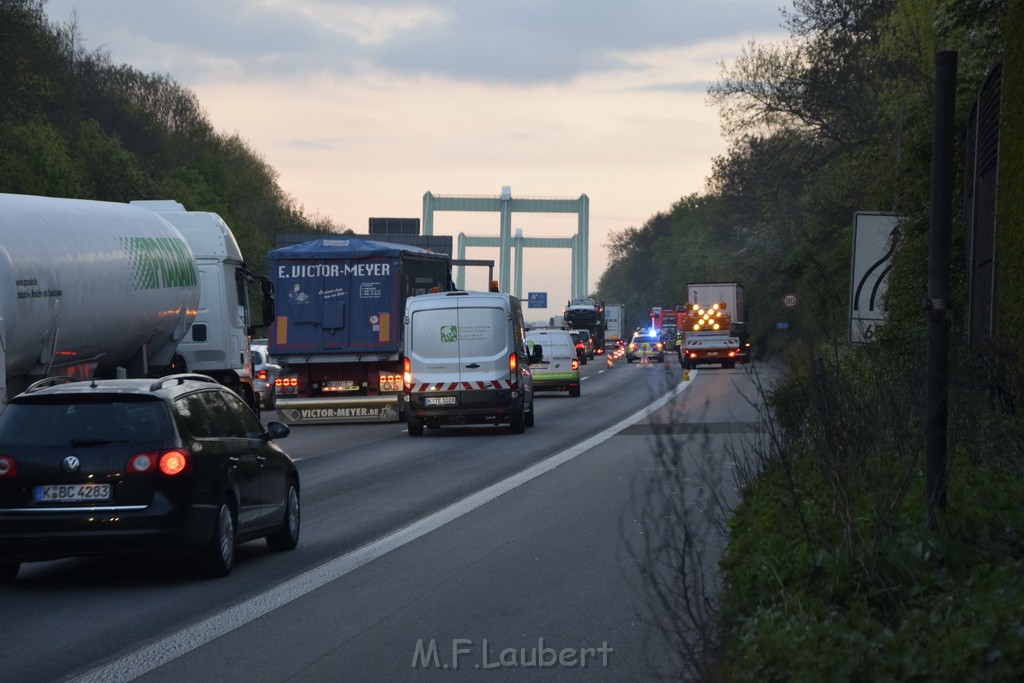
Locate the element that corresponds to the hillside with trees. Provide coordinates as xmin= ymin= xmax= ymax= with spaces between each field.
xmin=0 ymin=0 xmax=341 ymax=280
xmin=599 ymin=0 xmax=1024 ymax=678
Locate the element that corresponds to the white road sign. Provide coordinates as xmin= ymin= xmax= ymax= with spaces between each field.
xmin=849 ymin=212 xmax=900 ymax=343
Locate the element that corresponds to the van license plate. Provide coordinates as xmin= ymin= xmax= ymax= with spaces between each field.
xmin=34 ymin=483 xmax=112 ymax=503
xmin=424 ymin=396 xmax=457 ymax=406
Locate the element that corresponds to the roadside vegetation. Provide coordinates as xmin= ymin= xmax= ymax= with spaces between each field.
xmin=0 ymin=0 xmax=343 ymax=281
xmin=601 ymin=0 xmax=1024 ymax=679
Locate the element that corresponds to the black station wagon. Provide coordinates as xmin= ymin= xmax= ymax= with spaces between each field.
xmin=0 ymin=374 xmax=299 ymax=580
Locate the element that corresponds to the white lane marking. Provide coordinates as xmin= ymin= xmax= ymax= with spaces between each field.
xmin=72 ymin=372 xmax=697 ymax=683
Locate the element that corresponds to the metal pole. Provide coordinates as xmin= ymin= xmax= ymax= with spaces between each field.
xmin=925 ymin=50 xmax=957 ymax=530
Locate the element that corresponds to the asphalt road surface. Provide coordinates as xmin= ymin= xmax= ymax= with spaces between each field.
xmin=2 ymin=356 xmax=774 ymax=682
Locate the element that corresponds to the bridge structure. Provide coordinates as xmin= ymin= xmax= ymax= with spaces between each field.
xmin=422 ymin=188 xmax=589 ymax=298
xmin=456 ymin=232 xmax=578 ymax=299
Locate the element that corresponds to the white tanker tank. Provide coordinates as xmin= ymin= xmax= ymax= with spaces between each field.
xmin=0 ymin=194 xmax=268 ymax=412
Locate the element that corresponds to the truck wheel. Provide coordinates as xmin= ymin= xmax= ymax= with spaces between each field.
xmin=724 ymin=360 xmax=736 ymax=369
xmin=407 ymin=417 xmax=424 ymax=436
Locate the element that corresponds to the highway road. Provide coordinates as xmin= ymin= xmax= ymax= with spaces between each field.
xmin=1 ymin=355 xmax=773 ymax=682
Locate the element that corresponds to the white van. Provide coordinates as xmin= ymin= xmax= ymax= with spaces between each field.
xmin=403 ymin=291 xmax=541 ymax=435
xmin=526 ymin=329 xmax=581 ymax=397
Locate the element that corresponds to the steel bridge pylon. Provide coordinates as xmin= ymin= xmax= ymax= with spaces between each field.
xmin=423 ymin=189 xmax=589 ymax=297
xmin=457 ymin=233 xmax=577 ymax=299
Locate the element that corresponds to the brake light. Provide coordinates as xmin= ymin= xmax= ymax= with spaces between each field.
xmin=404 ymin=356 xmax=412 ymax=390
xmin=509 ymin=352 xmax=518 ymax=372
xmin=689 ymin=352 xmax=697 ymax=359
xmin=126 ymin=450 xmax=192 ymax=476
xmin=0 ymin=455 xmax=18 ymax=477
xmin=256 ymin=368 xmax=268 ymax=381
xmin=728 ymin=350 xmax=737 ymax=357
xmin=572 ymin=358 xmax=579 ymax=371
xmin=655 ymin=343 xmax=663 ymax=350
xmin=160 ymin=450 xmax=191 ymax=476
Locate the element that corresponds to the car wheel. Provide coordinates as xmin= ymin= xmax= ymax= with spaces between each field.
xmin=201 ymin=498 xmax=236 ymax=578
xmin=524 ymin=398 xmax=535 ymax=428
xmin=407 ymin=417 xmax=424 ymax=436
xmin=266 ymin=480 xmax=300 ymax=552
xmin=0 ymin=561 xmax=20 ymax=582
xmin=569 ymin=385 xmax=581 ymax=398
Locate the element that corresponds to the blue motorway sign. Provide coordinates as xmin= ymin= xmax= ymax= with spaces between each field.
xmin=527 ymin=292 xmax=547 ymax=308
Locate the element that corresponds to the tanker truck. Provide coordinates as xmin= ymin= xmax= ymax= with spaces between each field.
xmin=0 ymin=194 xmax=271 ymax=413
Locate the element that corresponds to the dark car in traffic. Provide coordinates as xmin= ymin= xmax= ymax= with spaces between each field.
xmin=0 ymin=374 xmax=300 ymax=580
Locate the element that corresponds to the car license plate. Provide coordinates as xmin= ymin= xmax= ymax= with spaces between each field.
xmin=424 ymin=396 xmax=457 ymax=406
xmin=34 ymin=483 xmax=112 ymax=503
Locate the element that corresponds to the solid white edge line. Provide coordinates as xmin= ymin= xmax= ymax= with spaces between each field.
xmin=71 ymin=371 xmax=697 ymax=683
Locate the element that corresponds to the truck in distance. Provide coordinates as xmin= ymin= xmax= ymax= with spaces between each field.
xmin=563 ymin=297 xmax=606 ymax=354
xmin=268 ymin=237 xmax=452 ymax=425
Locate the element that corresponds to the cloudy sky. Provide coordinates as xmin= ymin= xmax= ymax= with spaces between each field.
xmin=43 ymin=0 xmax=787 ymax=320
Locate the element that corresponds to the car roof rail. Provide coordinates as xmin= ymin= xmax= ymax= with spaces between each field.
xmin=149 ymin=373 xmax=220 ymax=392
xmin=24 ymin=376 xmax=81 ymax=393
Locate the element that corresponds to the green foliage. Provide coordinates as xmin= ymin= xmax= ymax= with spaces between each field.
xmin=0 ymin=0 xmax=343 ymax=276
xmin=0 ymin=121 xmax=85 ymax=196
xmin=721 ymin=337 xmax=1024 ymax=679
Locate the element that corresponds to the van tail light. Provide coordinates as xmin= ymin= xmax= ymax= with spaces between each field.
xmin=0 ymin=455 xmax=18 ymax=477
xmin=404 ymin=357 xmax=412 ymax=391
xmin=126 ymin=450 xmax=193 ymax=476
xmin=509 ymin=352 xmax=518 ymax=373
xmin=572 ymin=358 xmax=579 ymax=371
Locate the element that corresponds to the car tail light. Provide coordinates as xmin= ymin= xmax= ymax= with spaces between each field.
xmin=404 ymin=357 xmax=413 ymax=391
xmin=655 ymin=343 xmax=663 ymax=350
xmin=689 ymin=352 xmax=697 ymax=359
xmin=0 ymin=455 xmax=18 ymax=477
xmin=256 ymin=368 xmax=268 ymax=381
xmin=159 ymin=450 xmax=191 ymax=476
xmin=126 ymin=450 xmax=192 ymax=476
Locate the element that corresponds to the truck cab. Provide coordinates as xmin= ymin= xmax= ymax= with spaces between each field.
xmin=130 ymin=200 xmax=269 ymax=411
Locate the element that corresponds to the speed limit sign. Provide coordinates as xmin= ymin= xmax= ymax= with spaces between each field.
xmin=782 ymin=293 xmax=798 ymax=309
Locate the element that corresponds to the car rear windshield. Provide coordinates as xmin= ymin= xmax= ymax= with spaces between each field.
xmin=0 ymin=396 xmax=173 ymax=446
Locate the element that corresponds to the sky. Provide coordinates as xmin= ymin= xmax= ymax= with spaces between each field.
xmin=42 ymin=0 xmax=788 ymax=322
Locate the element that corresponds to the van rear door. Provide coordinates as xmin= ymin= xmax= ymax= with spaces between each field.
xmin=455 ymin=304 xmax=510 ymax=386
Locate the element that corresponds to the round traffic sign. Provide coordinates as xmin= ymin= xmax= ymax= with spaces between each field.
xmin=782 ymin=293 xmax=798 ymax=309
